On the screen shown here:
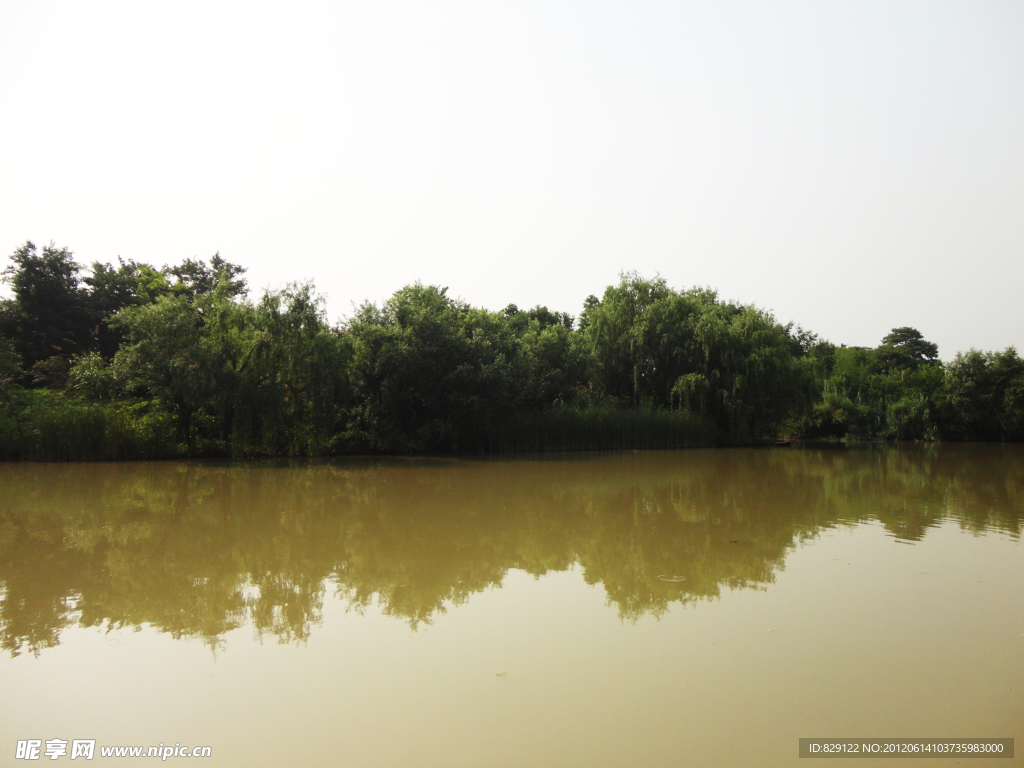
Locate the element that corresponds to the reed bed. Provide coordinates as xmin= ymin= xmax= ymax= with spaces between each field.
xmin=488 ymin=404 xmax=719 ymax=453
xmin=0 ymin=394 xmax=179 ymax=461
xmin=1 ymin=396 xmax=719 ymax=461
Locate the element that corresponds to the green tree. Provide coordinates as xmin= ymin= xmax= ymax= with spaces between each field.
xmin=227 ymin=283 xmax=353 ymax=456
xmin=940 ymin=347 xmax=1024 ymax=441
xmin=874 ymin=327 xmax=939 ymax=374
xmin=582 ymin=273 xmax=809 ymax=439
xmin=345 ymin=284 xmax=525 ymax=451
xmin=503 ymin=304 xmax=574 ymax=335
xmin=1 ymin=241 xmax=92 ymax=365
xmin=84 ymin=258 xmax=172 ymax=357
xmin=582 ymin=272 xmax=672 ymax=402
xmin=518 ymin=319 xmax=587 ymax=408
xmin=109 ymin=295 xmax=211 ymax=442
xmin=167 ymin=253 xmax=247 ymax=301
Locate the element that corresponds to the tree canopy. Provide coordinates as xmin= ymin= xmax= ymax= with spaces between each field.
xmin=2 ymin=241 xmax=1022 ymax=458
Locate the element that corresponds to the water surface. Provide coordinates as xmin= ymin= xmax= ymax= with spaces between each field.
xmin=1 ymin=446 xmax=1021 ymax=766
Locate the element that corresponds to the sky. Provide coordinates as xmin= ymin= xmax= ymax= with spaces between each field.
xmin=1 ymin=1 xmax=1021 ymax=358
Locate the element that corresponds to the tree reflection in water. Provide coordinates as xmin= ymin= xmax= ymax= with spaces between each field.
xmin=1 ymin=445 xmax=1020 ymax=657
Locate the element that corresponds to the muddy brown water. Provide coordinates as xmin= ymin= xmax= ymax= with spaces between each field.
xmin=1 ymin=446 xmax=1021 ymax=766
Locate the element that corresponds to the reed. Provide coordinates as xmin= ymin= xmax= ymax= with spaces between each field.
xmin=0 ymin=393 xmax=179 ymax=461
xmin=1 ymin=395 xmax=721 ymax=461
xmin=488 ymin=404 xmax=719 ymax=453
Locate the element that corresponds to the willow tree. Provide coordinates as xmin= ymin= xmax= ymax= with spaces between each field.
xmin=582 ymin=273 xmax=810 ymax=439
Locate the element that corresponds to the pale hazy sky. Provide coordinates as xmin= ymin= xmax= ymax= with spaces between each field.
xmin=1 ymin=1 xmax=1021 ymax=357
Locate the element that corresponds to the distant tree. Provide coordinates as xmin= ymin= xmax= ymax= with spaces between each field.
xmin=167 ymin=253 xmax=247 ymax=301
xmin=503 ymin=304 xmax=575 ymax=336
xmin=84 ymin=258 xmax=172 ymax=357
xmin=0 ymin=241 xmax=92 ymax=365
xmin=784 ymin=324 xmax=819 ymax=358
xmin=577 ymin=295 xmax=601 ymax=332
xmin=86 ymin=258 xmax=171 ymax=309
xmin=874 ymin=327 xmax=939 ymax=374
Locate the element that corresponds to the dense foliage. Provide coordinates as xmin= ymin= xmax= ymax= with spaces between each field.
xmin=800 ymin=329 xmax=1024 ymax=442
xmin=1 ymin=241 xmax=1021 ymax=458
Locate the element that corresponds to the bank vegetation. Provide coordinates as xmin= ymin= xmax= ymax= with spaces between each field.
xmin=1 ymin=242 xmax=1021 ymax=459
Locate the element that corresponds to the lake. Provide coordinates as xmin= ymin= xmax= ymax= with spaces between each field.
xmin=1 ymin=446 xmax=1021 ymax=766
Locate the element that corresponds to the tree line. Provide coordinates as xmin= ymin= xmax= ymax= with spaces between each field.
xmin=1 ymin=241 xmax=1021 ymax=458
